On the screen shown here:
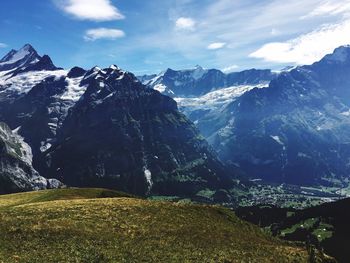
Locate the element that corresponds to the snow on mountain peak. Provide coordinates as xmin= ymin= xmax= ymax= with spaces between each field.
xmin=109 ymin=64 xmax=119 ymax=70
xmin=0 ymin=44 xmax=40 ymax=72
xmin=192 ymin=65 xmax=207 ymax=80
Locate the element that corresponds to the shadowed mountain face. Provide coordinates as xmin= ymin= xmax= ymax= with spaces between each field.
xmin=208 ymin=46 xmax=350 ymax=186
xmin=0 ymin=45 xmax=240 ymax=198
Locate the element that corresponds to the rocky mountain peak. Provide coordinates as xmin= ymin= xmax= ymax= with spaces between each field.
xmin=322 ymin=45 xmax=350 ymax=64
xmin=21 ymin=43 xmax=36 ymax=52
xmin=0 ymin=44 xmax=41 ymax=71
xmin=67 ymin=67 xmax=86 ymax=78
xmin=0 ymin=44 xmax=62 ymax=74
xmin=10 ymin=54 xmax=61 ymax=76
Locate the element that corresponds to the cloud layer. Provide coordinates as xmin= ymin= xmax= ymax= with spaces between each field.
xmin=57 ymin=0 xmax=124 ymax=21
xmin=251 ymin=0 xmax=350 ymax=64
xmin=84 ymin=28 xmax=125 ymax=41
xmin=207 ymin=42 xmax=226 ymax=50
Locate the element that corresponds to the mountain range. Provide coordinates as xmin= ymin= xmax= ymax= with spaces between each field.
xmin=139 ymin=65 xmax=276 ymax=97
xmin=142 ymin=47 xmax=350 ymax=189
xmin=1 ymin=43 xmax=350 ymax=201
xmin=0 ymin=44 xmax=240 ymax=198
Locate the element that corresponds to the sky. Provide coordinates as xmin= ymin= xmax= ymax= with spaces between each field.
xmin=1 ymin=0 xmax=350 ymax=75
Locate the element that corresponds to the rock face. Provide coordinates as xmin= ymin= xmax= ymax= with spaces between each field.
xmin=209 ymin=46 xmax=350 ymax=186
xmin=139 ymin=66 xmax=276 ymax=97
xmin=0 ymin=122 xmax=61 ymax=194
xmin=0 ymin=45 xmax=238 ymax=197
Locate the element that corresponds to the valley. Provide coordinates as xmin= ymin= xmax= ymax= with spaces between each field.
xmin=235 ymin=197 xmax=350 ymax=262
xmin=237 ymin=182 xmax=345 ymax=209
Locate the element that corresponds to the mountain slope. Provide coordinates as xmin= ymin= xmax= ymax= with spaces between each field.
xmin=209 ymin=46 xmax=350 ymax=186
xmin=0 ymin=188 xmax=324 ymax=262
xmin=0 ymin=122 xmax=61 ymax=194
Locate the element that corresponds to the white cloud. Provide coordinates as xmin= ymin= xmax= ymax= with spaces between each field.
xmin=250 ymin=19 xmax=350 ymax=65
xmin=222 ymin=65 xmax=239 ymax=73
xmin=56 ymin=0 xmax=124 ymax=21
xmin=0 ymin=43 xmax=7 ymax=48
xmin=207 ymin=42 xmax=226 ymax=50
xmin=175 ymin=17 xmax=196 ymax=30
xmin=74 ymin=0 xmax=350 ymax=70
xmin=270 ymin=28 xmax=280 ymax=36
xmin=84 ymin=28 xmax=125 ymax=41
xmin=302 ymin=0 xmax=350 ymax=19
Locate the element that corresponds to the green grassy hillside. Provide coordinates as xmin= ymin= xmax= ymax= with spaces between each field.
xmin=0 ymin=188 xmax=325 ymax=262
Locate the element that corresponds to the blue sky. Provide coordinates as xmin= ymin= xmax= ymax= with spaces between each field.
xmin=1 ymin=0 xmax=350 ymax=74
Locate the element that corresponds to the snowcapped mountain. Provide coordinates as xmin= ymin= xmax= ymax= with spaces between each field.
xmin=207 ymin=46 xmax=350 ymax=186
xmin=0 ymin=44 xmax=40 ymax=71
xmin=0 ymin=44 xmax=63 ymax=100
xmin=139 ymin=66 xmax=276 ymax=97
xmin=0 ymin=44 xmax=241 ymax=198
